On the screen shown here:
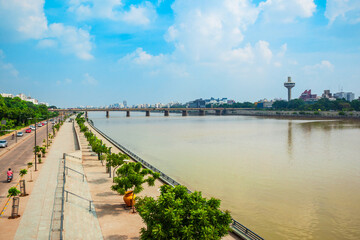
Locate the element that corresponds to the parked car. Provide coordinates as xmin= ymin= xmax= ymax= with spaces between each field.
xmin=25 ymin=128 xmax=32 ymax=133
xmin=41 ymin=123 xmax=45 ymax=126
xmin=0 ymin=139 xmax=8 ymax=148
xmin=30 ymin=125 xmax=36 ymax=130
xmin=17 ymin=132 xmax=24 ymax=137
xmin=44 ymin=121 xmax=47 ymax=125
xmin=38 ymin=123 xmax=42 ymax=127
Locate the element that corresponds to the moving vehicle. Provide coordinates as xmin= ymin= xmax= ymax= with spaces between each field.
xmin=0 ymin=139 xmax=8 ymax=148
xmin=30 ymin=125 xmax=35 ymax=130
xmin=25 ymin=128 xmax=32 ymax=133
xmin=17 ymin=131 xmax=24 ymax=137
xmin=38 ymin=123 xmax=42 ymax=127
xmin=7 ymin=169 xmax=13 ymax=182
xmin=41 ymin=123 xmax=45 ymax=126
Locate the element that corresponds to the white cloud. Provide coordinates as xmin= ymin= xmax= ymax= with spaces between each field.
xmin=255 ymin=40 xmax=273 ymax=63
xmin=166 ymin=0 xmax=260 ymax=62
xmin=325 ymin=0 xmax=360 ymax=24
xmin=0 ymin=49 xmax=19 ymax=78
xmin=122 ymin=3 xmax=156 ymax=25
xmin=259 ymin=0 xmax=317 ymax=23
xmin=0 ymin=0 xmax=94 ymax=60
xmin=47 ymin=23 xmax=93 ymax=60
xmin=0 ymin=0 xmax=48 ymax=39
xmin=119 ymin=48 xmax=166 ymax=65
xmin=304 ymin=60 xmax=334 ymax=73
xmin=68 ymin=0 xmax=156 ymax=26
xmin=82 ymin=73 xmax=97 ymax=85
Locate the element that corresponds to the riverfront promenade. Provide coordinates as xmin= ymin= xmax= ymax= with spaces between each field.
xmin=81 ymin=121 xmax=239 ymax=240
xmin=7 ymin=121 xmax=102 ymax=239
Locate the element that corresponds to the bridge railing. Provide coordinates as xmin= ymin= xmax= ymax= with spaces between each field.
xmin=87 ymin=120 xmax=264 ymax=240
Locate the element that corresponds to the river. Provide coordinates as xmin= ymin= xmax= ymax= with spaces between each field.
xmin=89 ymin=111 xmax=360 ymax=240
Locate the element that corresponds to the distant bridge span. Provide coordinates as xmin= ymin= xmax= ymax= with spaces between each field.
xmin=50 ymin=108 xmax=254 ymax=117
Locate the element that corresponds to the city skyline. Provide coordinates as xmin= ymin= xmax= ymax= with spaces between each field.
xmin=1 ymin=0 xmax=360 ymax=108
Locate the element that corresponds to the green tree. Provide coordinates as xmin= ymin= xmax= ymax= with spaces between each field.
xmin=7 ymin=187 xmax=21 ymax=197
xmin=19 ymin=169 xmax=27 ymax=177
xmin=111 ymin=162 xmax=160 ymax=213
xmin=136 ymin=185 xmax=232 ymax=240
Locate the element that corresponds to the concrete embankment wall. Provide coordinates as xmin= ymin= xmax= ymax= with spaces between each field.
xmin=204 ymin=110 xmax=360 ymax=120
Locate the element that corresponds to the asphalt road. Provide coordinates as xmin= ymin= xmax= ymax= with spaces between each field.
xmin=0 ymin=123 xmax=53 ymax=198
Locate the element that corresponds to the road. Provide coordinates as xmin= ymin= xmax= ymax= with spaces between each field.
xmin=0 ymin=123 xmax=53 ymax=198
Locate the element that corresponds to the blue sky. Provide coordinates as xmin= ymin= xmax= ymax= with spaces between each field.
xmin=0 ymin=0 xmax=359 ymax=107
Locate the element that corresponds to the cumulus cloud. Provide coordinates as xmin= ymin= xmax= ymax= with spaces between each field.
xmin=0 ymin=0 xmax=48 ymax=39
xmin=325 ymin=0 xmax=360 ymax=24
xmin=304 ymin=60 xmax=334 ymax=73
xmin=47 ymin=23 xmax=93 ymax=60
xmin=165 ymin=0 xmax=260 ymax=62
xmin=0 ymin=0 xmax=93 ymax=60
xmin=68 ymin=0 xmax=156 ymax=25
xmin=259 ymin=0 xmax=316 ymax=23
xmin=119 ymin=48 xmax=166 ymax=65
xmin=82 ymin=73 xmax=98 ymax=85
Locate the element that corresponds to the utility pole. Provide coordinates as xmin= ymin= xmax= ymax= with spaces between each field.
xmin=46 ymin=113 xmax=49 ymax=149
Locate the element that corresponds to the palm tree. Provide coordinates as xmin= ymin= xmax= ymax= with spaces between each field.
xmin=19 ymin=169 xmax=28 ymax=196
xmin=111 ymin=162 xmax=160 ymax=213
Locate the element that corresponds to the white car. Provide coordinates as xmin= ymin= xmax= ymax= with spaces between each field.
xmin=38 ymin=123 xmax=43 ymax=127
xmin=0 ymin=139 xmax=8 ymax=148
xmin=30 ymin=125 xmax=36 ymax=130
xmin=17 ymin=132 xmax=24 ymax=137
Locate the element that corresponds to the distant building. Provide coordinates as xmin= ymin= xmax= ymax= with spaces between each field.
xmin=299 ymin=89 xmax=318 ymax=101
xmin=17 ymin=93 xmax=27 ymax=101
xmin=256 ymin=99 xmax=273 ymax=108
xmin=188 ymin=99 xmax=206 ymax=108
xmin=334 ymin=92 xmax=355 ymax=102
xmin=0 ymin=93 xmax=14 ymax=98
xmin=227 ymin=100 xmax=235 ymax=105
xmin=322 ymin=90 xmax=332 ymax=99
xmin=123 ymin=100 xmax=127 ymax=108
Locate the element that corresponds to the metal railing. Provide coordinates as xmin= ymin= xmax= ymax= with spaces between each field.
xmin=65 ymin=166 xmax=85 ymax=181
xmin=64 ymin=190 xmax=93 ymax=211
xmin=87 ymin=120 xmax=264 ymax=240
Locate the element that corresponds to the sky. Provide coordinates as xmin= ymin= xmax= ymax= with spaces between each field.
xmin=0 ymin=0 xmax=360 ymax=108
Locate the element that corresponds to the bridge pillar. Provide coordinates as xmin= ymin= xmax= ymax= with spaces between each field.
xmin=182 ymin=110 xmax=188 ymax=116
xmin=199 ymin=109 xmax=205 ymax=116
xmin=164 ymin=110 xmax=169 ymax=116
xmin=85 ymin=111 xmax=88 ymax=118
xmin=106 ymin=111 xmax=109 ymax=118
xmin=146 ymin=110 xmax=150 ymax=117
xmin=126 ymin=111 xmax=130 ymax=117
xmin=216 ymin=110 xmax=221 ymax=116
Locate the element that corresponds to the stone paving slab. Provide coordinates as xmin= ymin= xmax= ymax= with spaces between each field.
xmin=14 ymin=122 xmax=75 ymax=240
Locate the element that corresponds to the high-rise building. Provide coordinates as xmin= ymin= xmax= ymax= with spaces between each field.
xmin=334 ymin=92 xmax=355 ymax=102
xmin=123 ymin=100 xmax=127 ymax=108
xmin=284 ymin=76 xmax=295 ymax=101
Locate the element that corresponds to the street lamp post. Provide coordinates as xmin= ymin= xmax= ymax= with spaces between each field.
xmin=46 ymin=113 xmax=49 ymax=149
xmin=28 ymin=117 xmax=41 ymax=171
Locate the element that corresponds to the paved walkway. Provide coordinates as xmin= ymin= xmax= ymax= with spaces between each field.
xmin=14 ymin=121 xmax=103 ymax=239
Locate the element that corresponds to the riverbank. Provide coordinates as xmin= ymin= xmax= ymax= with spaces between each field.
xmin=85 ymin=119 xmax=258 ymax=240
xmin=203 ymin=109 xmax=360 ymax=119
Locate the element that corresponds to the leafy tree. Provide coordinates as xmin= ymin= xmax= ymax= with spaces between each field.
xmin=111 ymin=162 xmax=160 ymax=213
xmin=136 ymin=185 xmax=232 ymax=240
xmin=7 ymin=187 xmax=21 ymax=197
xmin=19 ymin=169 xmax=28 ymax=177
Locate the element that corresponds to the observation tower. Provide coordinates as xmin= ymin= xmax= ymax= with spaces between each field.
xmin=284 ymin=76 xmax=295 ymax=101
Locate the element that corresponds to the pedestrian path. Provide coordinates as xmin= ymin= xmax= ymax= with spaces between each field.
xmin=14 ymin=121 xmax=103 ymax=239
xmin=14 ymin=122 xmax=76 ymax=239
xmin=63 ymin=151 xmax=103 ymax=240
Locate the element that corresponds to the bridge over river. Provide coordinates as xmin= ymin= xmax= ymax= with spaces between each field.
xmin=50 ymin=108 xmax=254 ymax=118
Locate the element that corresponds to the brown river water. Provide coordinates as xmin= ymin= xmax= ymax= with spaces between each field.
xmin=89 ymin=112 xmax=360 ymax=240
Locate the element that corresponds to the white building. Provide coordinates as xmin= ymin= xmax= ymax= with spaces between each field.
xmin=0 ymin=93 xmax=14 ymax=98
xmin=334 ymin=92 xmax=355 ymax=102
